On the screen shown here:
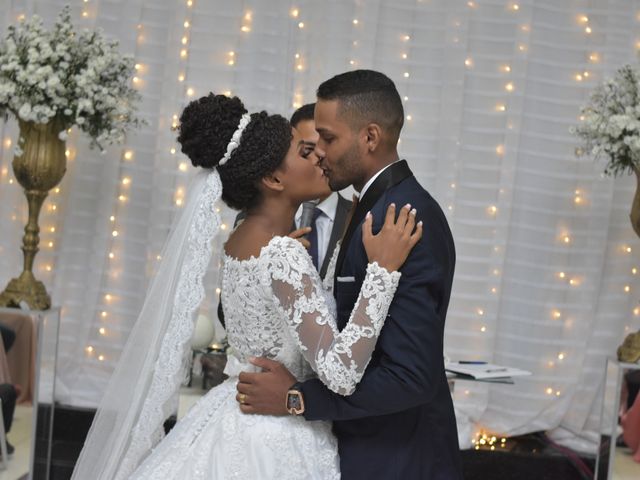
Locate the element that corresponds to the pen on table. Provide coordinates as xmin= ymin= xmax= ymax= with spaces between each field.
xmin=458 ymin=361 xmax=487 ymax=364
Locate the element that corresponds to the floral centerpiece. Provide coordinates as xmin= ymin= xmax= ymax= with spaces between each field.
xmin=0 ymin=6 xmax=144 ymax=309
xmin=573 ymin=64 xmax=640 ymax=177
xmin=574 ymin=65 xmax=640 ymax=363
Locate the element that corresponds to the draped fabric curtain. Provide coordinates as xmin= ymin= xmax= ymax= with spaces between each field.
xmin=1 ymin=0 xmax=639 ymax=450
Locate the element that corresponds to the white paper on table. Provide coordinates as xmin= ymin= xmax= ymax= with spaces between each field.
xmin=445 ymin=362 xmax=532 ymax=379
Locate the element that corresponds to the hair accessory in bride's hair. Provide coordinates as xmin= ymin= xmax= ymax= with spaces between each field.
xmin=218 ymin=113 xmax=252 ymax=166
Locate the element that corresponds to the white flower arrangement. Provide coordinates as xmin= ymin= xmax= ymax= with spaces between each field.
xmin=573 ymin=65 xmax=640 ymax=177
xmin=0 ymin=6 xmax=144 ymax=153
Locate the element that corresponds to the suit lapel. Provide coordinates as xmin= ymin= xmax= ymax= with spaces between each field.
xmin=320 ymin=194 xmax=352 ymax=279
xmin=334 ymin=160 xmax=413 ymax=290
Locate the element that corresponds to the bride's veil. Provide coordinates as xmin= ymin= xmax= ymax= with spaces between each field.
xmin=71 ymin=168 xmax=223 ymax=480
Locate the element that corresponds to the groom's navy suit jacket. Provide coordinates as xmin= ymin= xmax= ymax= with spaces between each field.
xmin=300 ymin=160 xmax=462 ymax=479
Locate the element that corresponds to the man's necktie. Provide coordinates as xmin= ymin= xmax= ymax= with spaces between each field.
xmin=308 ymin=207 xmax=323 ymax=270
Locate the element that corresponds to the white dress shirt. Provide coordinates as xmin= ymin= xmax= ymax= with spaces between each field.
xmin=295 ymin=192 xmax=339 ymax=270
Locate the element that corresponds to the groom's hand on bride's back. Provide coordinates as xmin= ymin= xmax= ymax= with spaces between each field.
xmin=236 ymin=357 xmax=296 ymax=415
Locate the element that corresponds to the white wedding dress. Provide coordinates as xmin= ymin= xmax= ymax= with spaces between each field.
xmin=130 ymin=236 xmax=400 ymax=479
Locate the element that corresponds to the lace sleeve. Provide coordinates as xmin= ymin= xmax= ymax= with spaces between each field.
xmin=266 ymin=237 xmax=401 ymax=395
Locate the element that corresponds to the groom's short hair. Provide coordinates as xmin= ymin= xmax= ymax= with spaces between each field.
xmin=317 ymin=70 xmax=404 ymax=142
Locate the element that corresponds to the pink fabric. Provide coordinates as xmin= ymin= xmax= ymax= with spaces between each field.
xmin=621 ymin=389 xmax=640 ymax=462
xmin=0 ymin=311 xmax=35 ymax=404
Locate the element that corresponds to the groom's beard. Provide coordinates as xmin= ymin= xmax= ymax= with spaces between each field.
xmin=326 ymin=142 xmax=362 ymax=192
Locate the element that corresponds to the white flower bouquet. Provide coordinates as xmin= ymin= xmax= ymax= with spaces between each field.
xmin=0 ymin=6 xmax=144 ymax=153
xmin=573 ymin=65 xmax=640 ymax=177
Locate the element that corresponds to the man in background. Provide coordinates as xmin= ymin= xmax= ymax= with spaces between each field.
xmin=289 ymin=103 xmax=352 ymax=279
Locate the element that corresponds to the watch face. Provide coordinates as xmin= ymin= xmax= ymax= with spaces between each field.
xmin=287 ymin=392 xmax=302 ymax=410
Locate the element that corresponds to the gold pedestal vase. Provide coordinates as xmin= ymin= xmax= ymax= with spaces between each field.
xmin=0 ymin=119 xmax=66 ymax=310
xmin=618 ymin=166 xmax=640 ymax=362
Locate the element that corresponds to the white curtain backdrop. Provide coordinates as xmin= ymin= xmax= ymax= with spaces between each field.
xmin=1 ymin=0 xmax=640 ymax=450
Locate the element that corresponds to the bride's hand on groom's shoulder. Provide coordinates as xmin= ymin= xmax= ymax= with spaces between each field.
xmin=363 ymin=203 xmax=423 ymax=273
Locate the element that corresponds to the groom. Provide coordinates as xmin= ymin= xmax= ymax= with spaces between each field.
xmin=237 ymin=70 xmax=462 ymax=479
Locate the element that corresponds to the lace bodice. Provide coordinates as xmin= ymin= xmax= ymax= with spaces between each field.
xmin=222 ymin=236 xmax=400 ymax=395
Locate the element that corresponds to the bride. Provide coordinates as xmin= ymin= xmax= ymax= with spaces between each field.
xmin=72 ymin=93 xmax=422 ymax=479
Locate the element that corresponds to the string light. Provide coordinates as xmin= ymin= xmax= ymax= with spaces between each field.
xmin=124 ymin=150 xmax=133 ymax=161
xmin=352 ymin=19 xmax=359 ymax=25
xmin=86 ymin=346 xmax=94 ymax=354
xmin=298 ymin=22 xmax=305 ymax=29
xmin=464 ymin=58 xmax=473 ymax=68
xmin=589 ymin=52 xmax=600 ymax=62
xmin=290 ymin=8 xmax=299 ymax=18
xmin=495 ymin=103 xmax=506 ymax=112
xmin=99 ymin=327 xmax=106 ymax=335
xmin=487 ymin=205 xmax=497 ymax=215
xmin=496 ymin=145 xmax=505 ymax=155
xmin=552 ymin=310 xmax=562 ymax=319
xmin=501 ymin=64 xmax=511 ymax=73
xmin=184 ymin=20 xmax=190 ymax=28
xmin=505 ymin=82 xmax=514 ymax=92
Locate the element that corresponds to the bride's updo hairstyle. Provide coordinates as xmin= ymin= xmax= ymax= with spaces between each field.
xmin=176 ymin=93 xmax=292 ymax=210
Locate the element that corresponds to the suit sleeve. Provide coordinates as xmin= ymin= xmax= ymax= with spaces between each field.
xmin=300 ymin=210 xmax=454 ymax=420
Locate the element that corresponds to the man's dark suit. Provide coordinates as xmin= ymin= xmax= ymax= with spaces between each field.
xmin=300 ymin=160 xmax=462 ymax=479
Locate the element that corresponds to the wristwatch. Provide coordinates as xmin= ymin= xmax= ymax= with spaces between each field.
xmin=286 ymin=382 xmax=305 ymax=415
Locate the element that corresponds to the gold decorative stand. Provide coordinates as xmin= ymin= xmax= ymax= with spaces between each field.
xmin=0 ymin=120 xmax=66 ymax=310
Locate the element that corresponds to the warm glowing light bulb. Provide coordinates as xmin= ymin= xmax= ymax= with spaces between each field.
xmin=558 ymin=353 xmax=565 ymax=360
xmin=178 ymin=74 xmax=185 ymax=82
xmin=187 ymin=87 xmax=195 ymax=96
xmin=496 ymin=104 xmax=506 ymax=112
xmin=585 ymin=26 xmax=592 ymax=34
xmin=552 ymin=310 xmax=561 ymax=319
xmin=575 ymin=74 xmax=583 ymax=82
xmin=241 ymin=26 xmax=251 ymax=32
xmin=625 ymin=285 xmax=631 ymax=293
xmin=401 ymin=53 xmax=408 ymax=59
xmin=179 ymin=163 xmax=188 ymax=172
xmin=105 ymin=294 xmax=112 ymax=301
xmin=99 ymin=327 xmax=106 ymax=335
xmin=180 ymin=49 xmax=188 ymax=58
xmin=86 ymin=346 xmax=94 ymax=353
xmin=563 ymin=235 xmax=570 ymax=244
xmin=502 ymin=65 xmax=511 ymax=73
xmin=298 ymin=22 xmax=305 ymax=29
xmin=109 ymin=252 xmax=114 ymax=259
xmin=98 ymin=355 xmax=105 ymax=361
xmin=112 ymin=230 xmax=118 ymax=237
xmin=353 ymin=19 xmax=359 ymax=25
xmin=184 ymin=20 xmax=190 ymax=28
xmin=488 ymin=205 xmax=497 ymax=215
xmin=505 ymin=82 xmax=514 ymax=92
xmin=122 ymin=177 xmax=131 ymax=185
xmin=477 ymin=308 xmax=484 ymax=316
xmin=290 ymin=8 xmax=299 ymax=18
xmin=590 ymin=53 xmax=600 ymax=62
xmin=124 ymin=150 xmax=133 ymax=161
xmin=496 ymin=145 xmax=505 ymax=155
xmin=480 ymin=326 xmax=487 ymax=332
xmin=546 ymin=387 xmax=553 ymax=395
xmin=404 ymin=72 xmax=410 ymax=78
xmin=464 ymin=58 xmax=473 ymax=67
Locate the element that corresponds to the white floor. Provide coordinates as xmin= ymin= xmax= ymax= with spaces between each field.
xmin=613 ymin=447 xmax=640 ymax=479
xmin=0 ymin=404 xmax=32 ymax=480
